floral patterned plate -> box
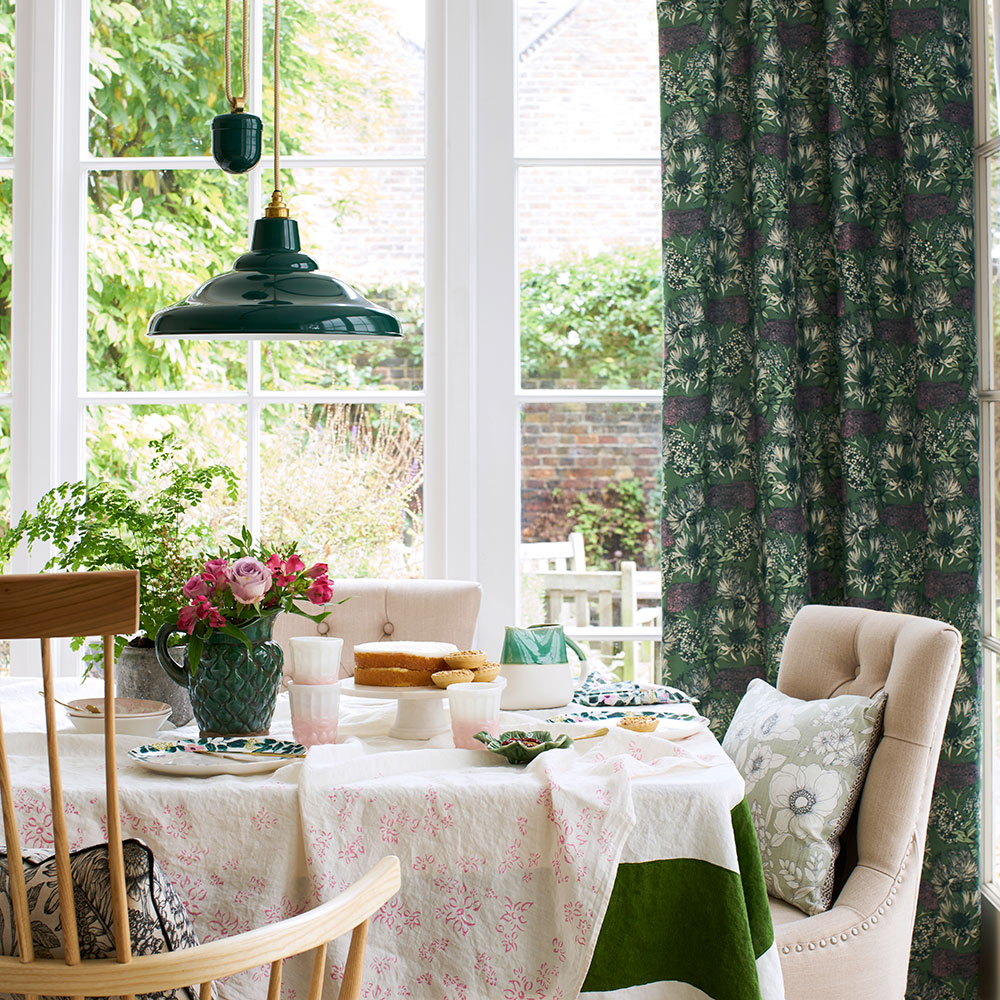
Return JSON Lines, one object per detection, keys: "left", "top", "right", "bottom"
{"left": 128, "top": 736, "right": 307, "bottom": 777}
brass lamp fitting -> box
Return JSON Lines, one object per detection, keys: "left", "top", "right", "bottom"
{"left": 264, "top": 190, "right": 290, "bottom": 219}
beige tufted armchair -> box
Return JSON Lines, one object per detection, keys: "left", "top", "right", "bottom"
{"left": 273, "top": 578, "right": 483, "bottom": 678}
{"left": 769, "top": 605, "right": 961, "bottom": 1000}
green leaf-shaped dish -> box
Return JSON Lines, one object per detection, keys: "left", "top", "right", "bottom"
{"left": 474, "top": 729, "right": 573, "bottom": 764}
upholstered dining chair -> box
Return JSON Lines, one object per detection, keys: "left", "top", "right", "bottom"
{"left": 769, "top": 605, "right": 961, "bottom": 1000}
{"left": 0, "top": 570, "right": 401, "bottom": 1000}
{"left": 274, "top": 577, "right": 483, "bottom": 677}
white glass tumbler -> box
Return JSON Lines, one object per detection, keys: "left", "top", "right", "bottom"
{"left": 286, "top": 677, "right": 340, "bottom": 747}
{"left": 288, "top": 636, "right": 344, "bottom": 684}
{"left": 447, "top": 679, "right": 506, "bottom": 750}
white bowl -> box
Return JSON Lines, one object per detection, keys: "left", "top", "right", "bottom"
{"left": 67, "top": 709, "right": 172, "bottom": 735}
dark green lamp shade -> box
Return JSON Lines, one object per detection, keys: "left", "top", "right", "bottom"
{"left": 146, "top": 217, "right": 402, "bottom": 340}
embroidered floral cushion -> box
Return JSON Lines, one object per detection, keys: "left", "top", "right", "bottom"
{"left": 0, "top": 838, "right": 203, "bottom": 1000}
{"left": 722, "top": 679, "right": 887, "bottom": 916}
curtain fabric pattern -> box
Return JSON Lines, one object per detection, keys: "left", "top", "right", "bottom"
{"left": 657, "top": 1, "right": 980, "bottom": 996}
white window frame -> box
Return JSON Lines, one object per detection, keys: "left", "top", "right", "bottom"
{"left": 5, "top": 0, "right": 659, "bottom": 675}
{"left": 972, "top": 0, "right": 1000, "bottom": 986}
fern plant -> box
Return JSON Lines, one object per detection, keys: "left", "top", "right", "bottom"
{"left": 0, "top": 440, "right": 238, "bottom": 672}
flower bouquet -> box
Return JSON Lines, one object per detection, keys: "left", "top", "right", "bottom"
{"left": 155, "top": 529, "right": 344, "bottom": 736}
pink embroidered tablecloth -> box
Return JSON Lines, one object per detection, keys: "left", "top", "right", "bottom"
{"left": 0, "top": 677, "right": 783, "bottom": 1000}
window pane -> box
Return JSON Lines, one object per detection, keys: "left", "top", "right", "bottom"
{"left": 0, "top": 0, "right": 12, "bottom": 158}
{"left": 992, "top": 158, "right": 1000, "bottom": 391}
{"left": 262, "top": 0, "right": 425, "bottom": 158}
{"left": 259, "top": 403, "right": 423, "bottom": 577}
{"left": 0, "top": 404, "right": 6, "bottom": 670}
{"left": 517, "top": 0, "right": 658, "bottom": 158}
{"left": 87, "top": 170, "right": 248, "bottom": 391}
{"left": 0, "top": 173, "right": 9, "bottom": 394}
{"left": 89, "top": 0, "right": 221, "bottom": 157}
{"left": 519, "top": 166, "right": 661, "bottom": 389}
{"left": 521, "top": 403, "right": 660, "bottom": 672}
{"left": 989, "top": 0, "right": 1000, "bottom": 140}
{"left": 261, "top": 167, "right": 423, "bottom": 391}
{"left": 86, "top": 404, "right": 247, "bottom": 540}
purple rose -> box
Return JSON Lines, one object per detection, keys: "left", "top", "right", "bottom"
{"left": 229, "top": 557, "right": 273, "bottom": 605}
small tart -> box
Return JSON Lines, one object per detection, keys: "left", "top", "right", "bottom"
{"left": 443, "top": 650, "right": 488, "bottom": 671}
{"left": 617, "top": 713, "right": 658, "bottom": 733}
{"left": 431, "top": 668, "right": 475, "bottom": 688}
{"left": 472, "top": 662, "right": 500, "bottom": 683}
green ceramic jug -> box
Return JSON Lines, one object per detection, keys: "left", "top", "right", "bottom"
{"left": 500, "top": 623, "right": 588, "bottom": 665}
{"left": 155, "top": 615, "right": 283, "bottom": 737}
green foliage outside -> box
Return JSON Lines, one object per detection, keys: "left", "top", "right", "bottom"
{"left": 520, "top": 246, "right": 662, "bottom": 388}
{"left": 529, "top": 478, "right": 656, "bottom": 570}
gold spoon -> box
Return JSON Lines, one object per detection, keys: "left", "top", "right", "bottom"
{"left": 40, "top": 692, "right": 101, "bottom": 714}
{"left": 573, "top": 727, "right": 609, "bottom": 741}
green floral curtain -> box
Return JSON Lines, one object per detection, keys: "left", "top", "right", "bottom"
{"left": 657, "top": 1, "right": 980, "bottom": 996}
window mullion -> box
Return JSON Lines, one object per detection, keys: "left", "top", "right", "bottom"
{"left": 474, "top": 0, "right": 518, "bottom": 654}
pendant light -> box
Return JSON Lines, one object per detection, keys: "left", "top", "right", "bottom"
{"left": 147, "top": 0, "right": 401, "bottom": 341}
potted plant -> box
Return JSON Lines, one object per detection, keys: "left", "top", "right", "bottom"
{"left": 0, "top": 442, "right": 238, "bottom": 724}
{"left": 155, "top": 529, "right": 336, "bottom": 737}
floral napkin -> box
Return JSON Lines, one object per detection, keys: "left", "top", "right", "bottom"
{"left": 549, "top": 705, "right": 704, "bottom": 725}
{"left": 574, "top": 668, "right": 694, "bottom": 708}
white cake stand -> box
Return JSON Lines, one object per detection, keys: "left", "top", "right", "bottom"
{"left": 339, "top": 678, "right": 450, "bottom": 740}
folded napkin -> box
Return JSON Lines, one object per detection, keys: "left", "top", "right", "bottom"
{"left": 549, "top": 705, "right": 704, "bottom": 725}
{"left": 575, "top": 667, "right": 694, "bottom": 707}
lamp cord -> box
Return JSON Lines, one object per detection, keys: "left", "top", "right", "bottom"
{"left": 272, "top": 0, "right": 281, "bottom": 196}
{"left": 223, "top": 0, "right": 250, "bottom": 113}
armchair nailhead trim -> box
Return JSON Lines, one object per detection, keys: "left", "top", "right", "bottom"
{"left": 861, "top": 922, "right": 869, "bottom": 930}
{"left": 782, "top": 946, "right": 790, "bottom": 954}
{"left": 808, "top": 943, "right": 815, "bottom": 950}
{"left": 878, "top": 906, "right": 884, "bottom": 915}
{"left": 818, "top": 939, "right": 826, "bottom": 947}
{"left": 795, "top": 944, "right": 803, "bottom": 952}
{"left": 840, "top": 933, "right": 848, "bottom": 941}
{"left": 851, "top": 928, "right": 858, "bottom": 935}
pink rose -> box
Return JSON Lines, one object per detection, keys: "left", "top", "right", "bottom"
{"left": 229, "top": 557, "right": 273, "bottom": 605}
{"left": 305, "top": 562, "right": 328, "bottom": 579}
{"left": 306, "top": 578, "right": 333, "bottom": 604}
{"left": 285, "top": 554, "right": 305, "bottom": 574}
{"left": 182, "top": 575, "right": 209, "bottom": 600}
{"left": 203, "top": 558, "right": 231, "bottom": 585}
{"left": 177, "top": 605, "right": 199, "bottom": 634}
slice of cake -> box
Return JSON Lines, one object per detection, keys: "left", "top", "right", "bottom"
{"left": 353, "top": 641, "right": 460, "bottom": 687}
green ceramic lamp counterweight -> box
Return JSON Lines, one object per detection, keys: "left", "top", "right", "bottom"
{"left": 147, "top": 0, "right": 401, "bottom": 343}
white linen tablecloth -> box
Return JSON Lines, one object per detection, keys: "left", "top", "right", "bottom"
{"left": 0, "top": 677, "right": 783, "bottom": 1000}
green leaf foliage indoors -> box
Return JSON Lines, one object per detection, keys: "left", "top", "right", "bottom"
{"left": 0, "top": 438, "right": 238, "bottom": 673}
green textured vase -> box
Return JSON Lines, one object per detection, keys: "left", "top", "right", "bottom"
{"left": 155, "top": 616, "right": 283, "bottom": 737}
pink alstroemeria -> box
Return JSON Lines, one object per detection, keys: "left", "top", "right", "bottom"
{"left": 192, "top": 595, "right": 216, "bottom": 620}
{"left": 229, "top": 556, "right": 273, "bottom": 604}
{"left": 305, "top": 562, "right": 328, "bottom": 579}
{"left": 265, "top": 553, "right": 283, "bottom": 572}
{"left": 182, "top": 575, "right": 209, "bottom": 600}
{"left": 177, "top": 604, "right": 199, "bottom": 634}
{"left": 207, "top": 608, "right": 226, "bottom": 628}
{"left": 284, "top": 554, "right": 305, "bottom": 574}
{"left": 306, "top": 577, "right": 333, "bottom": 605}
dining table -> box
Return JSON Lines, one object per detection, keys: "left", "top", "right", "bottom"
{"left": 0, "top": 676, "right": 785, "bottom": 1000}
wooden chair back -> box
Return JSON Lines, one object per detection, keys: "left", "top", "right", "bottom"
{"left": 0, "top": 570, "right": 401, "bottom": 1000}
{"left": 520, "top": 531, "right": 587, "bottom": 572}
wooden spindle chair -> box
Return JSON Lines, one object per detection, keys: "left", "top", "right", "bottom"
{"left": 0, "top": 571, "right": 400, "bottom": 1000}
